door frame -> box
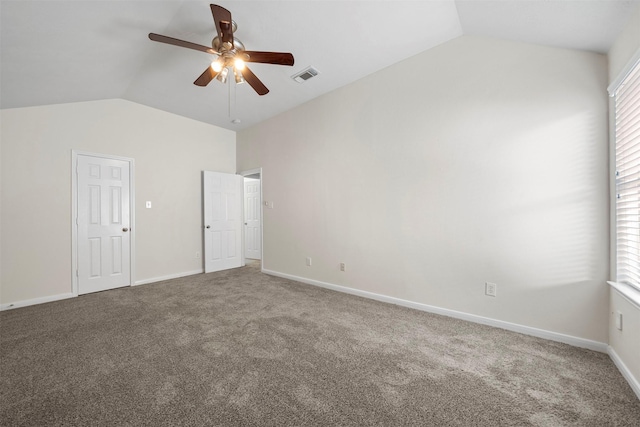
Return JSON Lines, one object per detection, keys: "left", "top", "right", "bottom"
{"left": 71, "top": 150, "right": 136, "bottom": 296}
{"left": 240, "top": 168, "right": 263, "bottom": 271}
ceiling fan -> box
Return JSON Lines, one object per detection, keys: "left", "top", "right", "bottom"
{"left": 148, "top": 4, "right": 294, "bottom": 96}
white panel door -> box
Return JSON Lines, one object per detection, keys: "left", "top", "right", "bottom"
{"left": 203, "top": 171, "right": 243, "bottom": 273}
{"left": 77, "top": 155, "right": 131, "bottom": 294}
{"left": 244, "top": 178, "right": 262, "bottom": 260}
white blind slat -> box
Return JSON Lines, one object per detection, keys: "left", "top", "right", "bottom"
{"left": 615, "top": 96, "right": 640, "bottom": 123}
{"left": 618, "top": 70, "right": 640, "bottom": 97}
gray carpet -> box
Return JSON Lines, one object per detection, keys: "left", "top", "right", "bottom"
{"left": 1, "top": 261, "right": 639, "bottom": 426}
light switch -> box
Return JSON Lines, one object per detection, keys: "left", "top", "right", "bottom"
{"left": 146, "top": 201, "right": 152, "bottom": 209}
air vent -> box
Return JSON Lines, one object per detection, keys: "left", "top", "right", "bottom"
{"left": 292, "top": 67, "right": 319, "bottom": 83}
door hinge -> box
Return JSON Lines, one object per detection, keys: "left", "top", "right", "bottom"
{"left": 76, "top": 269, "right": 79, "bottom": 277}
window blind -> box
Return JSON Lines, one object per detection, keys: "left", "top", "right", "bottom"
{"left": 615, "top": 60, "right": 640, "bottom": 291}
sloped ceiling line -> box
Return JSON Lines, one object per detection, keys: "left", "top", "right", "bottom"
{"left": 1, "top": 1, "right": 637, "bottom": 130}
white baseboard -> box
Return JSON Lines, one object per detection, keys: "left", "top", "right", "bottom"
{"left": 134, "top": 269, "right": 203, "bottom": 286}
{"left": 0, "top": 269, "right": 204, "bottom": 311}
{"left": 262, "top": 269, "right": 608, "bottom": 353}
{"left": 608, "top": 347, "right": 640, "bottom": 400}
{"left": 0, "top": 292, "right": 75, "bottom": 311}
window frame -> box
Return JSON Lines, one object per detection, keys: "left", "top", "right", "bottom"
{"left": 609, "top": 48, "right": 640, "bottom": 298}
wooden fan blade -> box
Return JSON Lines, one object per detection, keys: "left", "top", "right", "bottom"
{"left": 219, "top": 21, "right": 234, "bottom": 47}
{"left": 241, "top": 66, "right": 269, "bottom": 96}
{"left": 211, "top": 4, "right": 233, "bottom": 43}
{"left": 194, "top": 66, "right": 218, "bottom": 87}
{"left": 242, "top": 51, "right": 294, "bottom": 66}
{"left": 149, "top": 33, "right": 217, "bottom": 55}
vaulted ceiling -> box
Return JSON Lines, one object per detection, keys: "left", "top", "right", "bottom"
{"left": 1, "top": 1, "right": 638, "bottom": 130}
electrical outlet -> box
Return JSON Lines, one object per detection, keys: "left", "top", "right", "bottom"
{"left": 616, "top": 311, "right": 623, "bottom": 330}
{"left": 340, "top": 263, "right": 346, "bottom": 272}
{"left": 195, "top": 252, "right": 200, "bottom": 259}
{"left": 485, "top": 282, "right": 497, "bottom": 297}
{"left": 306, "top": 257, "right": 312, "bottom": 266}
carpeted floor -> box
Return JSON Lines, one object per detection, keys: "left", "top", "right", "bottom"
{"left": 1, "top": 261, "right": 639, "bottom": 426}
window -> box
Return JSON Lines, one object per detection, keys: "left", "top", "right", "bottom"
{"left": 613, "top": 58, "right": 640, "bottom": 291}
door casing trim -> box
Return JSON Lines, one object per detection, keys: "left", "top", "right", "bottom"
{"left": 71, "top": 150, "right": 136, "bottom": 296}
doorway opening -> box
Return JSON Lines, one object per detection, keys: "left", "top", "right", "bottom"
{"left": 241, "top": 168, "right": 263, "bottom": 270}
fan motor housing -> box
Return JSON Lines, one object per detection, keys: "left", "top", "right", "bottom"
{"left": 212, "top": 36, "right": 245, "bottom": 53}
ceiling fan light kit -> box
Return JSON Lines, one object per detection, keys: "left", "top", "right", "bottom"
{"left": 148, "top": 4, "right": 294, "bottom": 96}
{"left": 216, "top": 67, "right": 229, "bottom": 83}
{"left": 234, "top": 68, "right": 245, "bottom": 84}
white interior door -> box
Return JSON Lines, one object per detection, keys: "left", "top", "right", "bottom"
{"left": 244, "top": 178, "right": 262, "bottom": 260}
{"left": 203, "top": 171, "right": 243, "bottom": 273}
{"left": 77, "top": 155, "right": 131, "bottom": 294}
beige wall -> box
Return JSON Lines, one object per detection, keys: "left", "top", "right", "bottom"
{"left": 1, "top": 99, "right": 235, "bottom": 305}
{"left": 607, "top": 3, "right": 640, "bottom": 394}
{"left": 608, "top": 3, "right": 640, "bottom": 83}
{"left": 609, "top": 291, "right": 640, "bottom": 392}
{"left": 238, "top": 35, "right": 610, "bottom": 343}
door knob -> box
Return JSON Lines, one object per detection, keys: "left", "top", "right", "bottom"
{"left": 206, "top": 225, "right": 211, "bottom": 229}
{"left": 122, "top": 227, "right": 129, "bottom": 232}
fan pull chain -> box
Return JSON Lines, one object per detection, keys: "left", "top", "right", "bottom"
{"left": 228, "top": 75, "right": 232, "bottom": 118}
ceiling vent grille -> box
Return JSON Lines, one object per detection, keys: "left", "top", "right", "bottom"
{"left": 292, "top": 67, "right": 319, "bottom": 83}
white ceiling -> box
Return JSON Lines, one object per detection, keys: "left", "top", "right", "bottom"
{"left": 1, "top": 1, "right": 638, "bottom": 131}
